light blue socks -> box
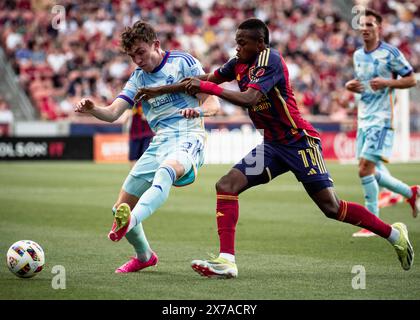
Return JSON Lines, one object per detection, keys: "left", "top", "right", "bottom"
{"left": 131, "top": 165, "right": 176, "bottom": 224}
{"left": 375, "top": 162, "right": 412, "bottom": 199}
{"left": 115, "top": 165, "right": 178, "bottom": 262}
{"left": 361, "top": 175, "right": 379, "bottom": 216}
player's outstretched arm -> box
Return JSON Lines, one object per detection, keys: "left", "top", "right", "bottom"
{"left": 74, "top": 98, "right": 129, "bottom": 123}
{"left": 195, "top": 73, "right": 226, "bottom": 84}
{"left": 180, "top": 93, "right": 221, "bottom": 119}
{"left": 135, "top": 82, "right": 187, "bottom": 101}
{"left": 134, "top": 74, "right": 225, "bottom": 101}
{"left": 184, "top": 78, "right": 263, "bottom": 108}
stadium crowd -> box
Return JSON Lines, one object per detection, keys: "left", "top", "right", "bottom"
{"left": 0, "top": 0, "right": 418, "bottom": 121}
{"left": 0, "top": 94, "right": 13, "bottom": 123}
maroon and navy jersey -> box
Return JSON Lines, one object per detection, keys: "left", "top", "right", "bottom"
{"left": 130, "top": 103, "right": 154, "bottom": 139}
{"left": 214, "top": 48, "right": 319, "bottom": 144}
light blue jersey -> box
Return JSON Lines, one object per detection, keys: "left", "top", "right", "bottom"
{"left": 117, "top": 51, "right": 205, "bottom": 136}
{"left": 352, "top": 43, "right": 415, "bottom": 219}
{"left": 353, "top": 41, "right": 413, "bottom": 129}
{"left": 118, "top": 51, "right": 207, "bottom": 193}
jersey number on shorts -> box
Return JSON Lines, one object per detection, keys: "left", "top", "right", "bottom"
{"left": 297, "top": 145, "right": 328, "bottom": 174}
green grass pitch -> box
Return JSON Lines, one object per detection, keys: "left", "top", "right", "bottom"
{"left": 0, "top": 161, "right": 419, "bottom": 300}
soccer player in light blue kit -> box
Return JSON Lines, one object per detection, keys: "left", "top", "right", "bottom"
{"left": 75, "top": 21, "right": 220, "bottom": 273}
{"left": 345, "top": 9, "right": 418, "bottom": 237}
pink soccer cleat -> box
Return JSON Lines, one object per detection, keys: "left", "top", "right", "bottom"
{"left": 108, "top": 203, "right": 131, "bottom": 242}
{"left": 388, "top": 193, "right": 404, "bottom": 206}
{"left": 406, "top": 185, "right": 420, "bottom": 218}
{"left": 352, "top": 228, "right": 377, "bottom": 238}
{"left": 378, "top": 191, "right": 403, "bottom": 209}
{"left": 115, "top": 252, "right": 158, "bottom": 273}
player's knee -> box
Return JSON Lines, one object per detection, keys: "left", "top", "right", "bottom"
{"left": 358, "top": 160, "right": 375, "bottom": 177}
{"left": 162, "top": 159, "right": 185, "bottom": 179}
{"left": 215, "top": 176, "right": 237, "bottom": 194}
{"left": 321, "top": 199, "right": 340, "bottom": 219}
{"left": 358, "top": 166, "right": 369, "bottom": 177}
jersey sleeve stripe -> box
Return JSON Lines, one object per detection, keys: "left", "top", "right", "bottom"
{"left": 170, "top": 55, "right": 193, "bottom": 67}
{"left": 260, "top": 50, "right": 266, "bottom": 66}
{"left": 263, "top": 48, "right": 270, "bottom": 66}
{"left": 257, "top": 49, "right": 265, "bottom": 67}
{"left": 257, "top": 48, "right": 270, "bottom": 68}
{"left": 172, "top": 53, "right": 195, "bottom": 65}
{"left": 257, "top": 50, "right": 263, "bottom": 67}
{"left": 258, "top": 49, "right": 264, "bottom": 67}
{"left": 400, "top": 68, "right": 413, "bottom": 77}
{"left": 117, "top": 94, "right": 134, "bottom": 106}
{"left": 171, "top": 52, "right": 196, "bottom": 66}
{"left": 381, "top": 43, "right": 400, "bottom": 57}
{"left": 176, "top": 52, "right": 195, "bottom": 65}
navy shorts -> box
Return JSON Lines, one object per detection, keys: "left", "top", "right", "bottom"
{"left": 234, "top": 136, "right": 333, "bottom": 195}
{"left": 129, "top": 136, "right": 153, "bottom": 161}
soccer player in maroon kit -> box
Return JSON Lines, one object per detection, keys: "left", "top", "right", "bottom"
{"left": 137, "top": 18, "right": 414, "bottom": 278}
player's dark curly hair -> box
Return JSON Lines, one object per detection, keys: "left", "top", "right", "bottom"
{"left": 238, "top": 18, "right": 269, "bottom": 45}
{"left": 121, "top": 20, "right": 157, "bottom": 53}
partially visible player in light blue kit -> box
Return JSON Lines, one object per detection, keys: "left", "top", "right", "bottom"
{"left": 75, "top": 20, "right": 220, "bottom": 272}
{"left": 345, "top": 8, "right": 418, "bottom": 237}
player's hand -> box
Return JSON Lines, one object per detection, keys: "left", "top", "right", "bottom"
{"left": 184, "top": 78, "right": 201, "bottom": 96}
{"left": 135, "top": 87, "right": 160, "bottom": 101}
{"left": 370, "top": 77, "right": 390, "bottom": 91}
{"left": 345, "top": 79, "right": 364, "bottom": 93}
{"left": 75, "top": 98, "right": 95, "bottom": 113}
{"left": 181, "top": 77, "right": 192, "bottom": 83}
{"left": 180, "top": 108, "right": 200, "bottom": 119}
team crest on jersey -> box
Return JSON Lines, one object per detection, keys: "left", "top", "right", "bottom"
{"left": 249, "top": 66, "right": 265, "bottom": 82}
{"left": 255, "top": 67, "right": 265, "bottom": 78}
{"left": 166, "top": 75, "right": 175, "bottom": 85}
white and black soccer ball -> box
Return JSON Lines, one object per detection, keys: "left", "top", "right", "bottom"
{"left": 6, "top": 240, "right": 45, "bottom": 278}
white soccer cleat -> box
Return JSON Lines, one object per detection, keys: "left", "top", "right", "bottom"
{"left": 191, "top": 257, "right": 238, "bottom": 279}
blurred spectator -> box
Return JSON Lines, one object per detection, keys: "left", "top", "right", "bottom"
{"left": 0, "top": 95, "right": 14, "bottom": 123}
{"left": 0, "top": 0, "right": 418, "bottom": 122}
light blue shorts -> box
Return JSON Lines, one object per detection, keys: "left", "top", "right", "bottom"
{"left": 356, "top": 126, "right": 394, "bottom": 163}
{"left": 123, "top": 133, "right": 205, "bottom": 197}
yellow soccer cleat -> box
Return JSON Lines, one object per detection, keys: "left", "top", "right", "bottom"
{"left": 108, "top": 203, "right": 131, "bottom": 242}
{"left": 191, "top": 256, "right": 238, "bottom": 279}
{"left": 392, "top": 222, "right": 414, "bottom": 271}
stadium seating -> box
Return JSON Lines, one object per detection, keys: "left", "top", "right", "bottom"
{"left": 0, "top": 0, "right": 418, "bottom": 121}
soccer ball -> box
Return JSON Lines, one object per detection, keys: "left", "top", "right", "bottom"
{"left": 6, "top": 240, "right": 45, "bottom": 278}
